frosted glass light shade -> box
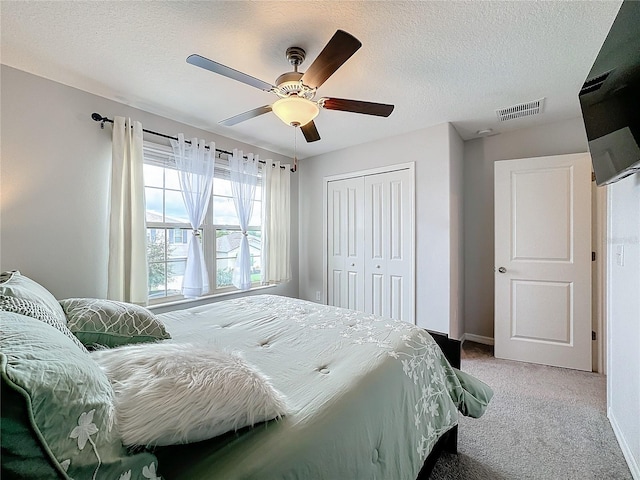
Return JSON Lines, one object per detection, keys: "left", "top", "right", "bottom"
{"left": 272, "top": 97, "right": 319, "bottom": 126}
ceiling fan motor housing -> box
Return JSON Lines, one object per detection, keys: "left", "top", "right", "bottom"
{"left": 271, "top": 47, "right": 316, "bottom": 99}
{"left": 275, "top": 70, "right": 315, "bottom": 99}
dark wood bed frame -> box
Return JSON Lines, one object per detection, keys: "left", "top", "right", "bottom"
{"left": 416, "top": 330, "right": 462, "bottom": 479}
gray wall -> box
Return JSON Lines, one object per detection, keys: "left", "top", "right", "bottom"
{"left": 462, "top": 117, "right": 590, "bottom": 339}
{"left": 0, "top": 65, "right": 299, "bottom": 305}
{"left": 449, "top": 124, "right": 465, "bottom": 340}
{"left": 606, "top": 174, "right": 640, "bottom": 475}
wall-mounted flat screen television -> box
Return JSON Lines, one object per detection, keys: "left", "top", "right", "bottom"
{"left": 579, "top": 0, "right": 640, "bottom": 186}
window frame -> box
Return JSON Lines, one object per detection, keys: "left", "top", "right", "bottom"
{"left": 142, "top": 141, "right": 264, "bottom": 305}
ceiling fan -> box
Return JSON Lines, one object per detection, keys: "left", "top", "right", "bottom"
{"left": 186, "top": 30, "right": 394, "bottom": 143}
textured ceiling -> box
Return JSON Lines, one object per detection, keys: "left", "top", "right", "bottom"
{"left": 0, "top": 1, "right": 621, "bottom": 159}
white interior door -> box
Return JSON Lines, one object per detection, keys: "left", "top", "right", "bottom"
{"left": 327, "top": 177, "right": 365, "bottom": 311}
{"left": 364, "top": 169, "right": 414, "bottom": 322}
{"left": 494, "top": 153, "right": 592, "bottom": 371}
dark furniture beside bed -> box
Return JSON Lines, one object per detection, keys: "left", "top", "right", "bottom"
{"left": 428, "top": 330, "right": 462, "bottom": 369}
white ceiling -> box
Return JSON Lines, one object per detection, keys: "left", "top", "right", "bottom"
{"left": 0, "top": 1, "right": 622, "bottom": 159}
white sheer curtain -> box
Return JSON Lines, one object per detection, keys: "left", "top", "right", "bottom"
{"left": 170, "top": 134, "right": 215, "bottom": 298}
{"left": 261, "top": 160, "right": 291, "bottom": 284}
{"left": 229, "top": 150, "right": 259, "bottom": 290}
{"left": 108, "top": 116, "right": 148, "bottom": 305}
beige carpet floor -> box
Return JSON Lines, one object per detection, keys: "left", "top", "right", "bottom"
{"left": 430, "top": 342, "right": 633, "bottom": 480}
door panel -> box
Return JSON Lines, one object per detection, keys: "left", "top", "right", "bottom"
{"left": 331, "top": 270, "right": 342, "bottom": 307}
{"left": 331, "top": 189, "right": 342, "bottom": 257}
{"left": 390, "top": 275, "right": 403, "bottom": 320}
{"left": 327, "top": 177, "right": 364, "bottom": 311}
{"left": 495, "top": 153, "right": 591, "bottom": 371}
{"left": 512, "top": 168, "right": 572, "bottom": 261}
{"left": 347, "top": 187, "right": 359, "bottom": 257}
{"left": 390, "top": 180, "right": 403, "bottom": 259}
{"left": 347, "top": 271, "right": 359, "bottom": 310}
{"left": 372, "top": 274, "right": 383, "bottom": 316}
{"left": 512, "top": 280, "right": 572, "bottom": 344}
{"left": 371, "top": 182, "right": 384, "bottom": 259}
{"left": 364, "top": 169, "right": 414, "bottom": 322}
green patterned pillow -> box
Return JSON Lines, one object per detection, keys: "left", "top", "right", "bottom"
{"left": 60, "top": 298, "right": 171, "bottom": 348}
{"left": 0, "top": 312, "right": 159, "bottom": 480}
{"left": 0, "top": 270, "right": 67, "bottom": 325}
{"left": 0, "top": 295, "right": 89, "bottom": 353}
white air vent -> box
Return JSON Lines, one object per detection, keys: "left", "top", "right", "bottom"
{"left": 496, "top": 98, "right": 545, "bottom": 122}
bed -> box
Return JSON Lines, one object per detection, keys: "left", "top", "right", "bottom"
{"left": 150, "top": 295, "right": 491, "bottom": 479}
{"left": 1, "top": 270, "right": 492, "bottom": 480}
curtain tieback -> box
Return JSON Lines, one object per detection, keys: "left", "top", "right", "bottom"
{"left": 192, "top": 230, "right": 201, "bottom": 237}
{"left": 241, "top": 231, "right": 248, "bottom": 237}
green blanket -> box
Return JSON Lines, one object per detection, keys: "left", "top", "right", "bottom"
{"left": 154, "top": 295, "right": 492, "bottom": 479}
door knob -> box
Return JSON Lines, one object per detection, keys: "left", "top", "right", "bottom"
{"left": 498, "top": 267, "right": 507, "bottom": 273}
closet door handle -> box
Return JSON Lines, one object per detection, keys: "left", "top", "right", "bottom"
{"left": 498, "top": 267, "right": 507, "bottom": 273}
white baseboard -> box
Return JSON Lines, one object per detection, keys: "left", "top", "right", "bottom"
{"left": 460, "top": 333, "right": 495, "bottom": 346}
{"left": 609, "top": 408, "right": 640, "bottom": 480}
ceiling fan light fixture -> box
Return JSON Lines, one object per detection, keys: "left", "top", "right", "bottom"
{"left": 272, "top": 96, "right": 319, "bottom": 127}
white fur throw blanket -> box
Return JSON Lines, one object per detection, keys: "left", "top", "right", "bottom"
{"left": 91, "top": 343, "right": 288, "bottom": 446}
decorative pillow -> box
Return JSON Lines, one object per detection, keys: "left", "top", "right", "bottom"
{"left": 0, "top": 270, "right": 67, "bottom": 325}
{"left": 59, "top": 298, "right": 171, "bottom": 348}
{"left": 0, "top": 295, "right": 89, "bottom": 353}
{"left": 90, "top": 343, "right": 289, "bottom": 446}
{"left": 0, "top": 312, "right": 159, "bottom": 480}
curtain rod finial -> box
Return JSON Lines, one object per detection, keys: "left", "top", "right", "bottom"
{"left": 91, "top": 112, "right": 106, "bottom": 129}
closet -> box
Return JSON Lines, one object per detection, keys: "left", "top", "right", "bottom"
{"left": 326, "top": 164, "right": 415, "bottom": 323}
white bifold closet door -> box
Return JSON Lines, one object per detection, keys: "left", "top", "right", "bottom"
{"left": 327, "top": 167, "right": 414, "bottom": 323}
{"left": 327, "top": 176, "right": 365, "bottom": 312}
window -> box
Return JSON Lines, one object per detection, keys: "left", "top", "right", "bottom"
{"left": 143, "top": 142, "right": 262, "bottom": 303}
{"left": 168, "top": 228, "right": 188, "bottom": 244}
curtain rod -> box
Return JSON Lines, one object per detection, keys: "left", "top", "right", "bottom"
{"left": 91, "top": 113, "right": 295, "bottom": 172}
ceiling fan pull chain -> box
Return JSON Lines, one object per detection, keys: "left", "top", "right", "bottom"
{"left": 293, "top": 126, "right": 298, "bottom": 172}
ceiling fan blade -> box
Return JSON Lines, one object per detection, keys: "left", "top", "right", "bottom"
{"left": 301, "top": 120, "right": 321, "bottom": 142}
{"left": 187, "top": 54, "right": 275, "bottom": 92}
{"left": 219, "top": 105, "right": 273, "bottom": 126}
{"left": 301, "top": 30, "right": 362, "bottom": 89}
{"left": 321, "top": 97, "right": 394, "bottom": 117}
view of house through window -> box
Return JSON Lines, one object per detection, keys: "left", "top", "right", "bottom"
{"left": 143, "top": 143, "right": 262, "bottom": 302}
